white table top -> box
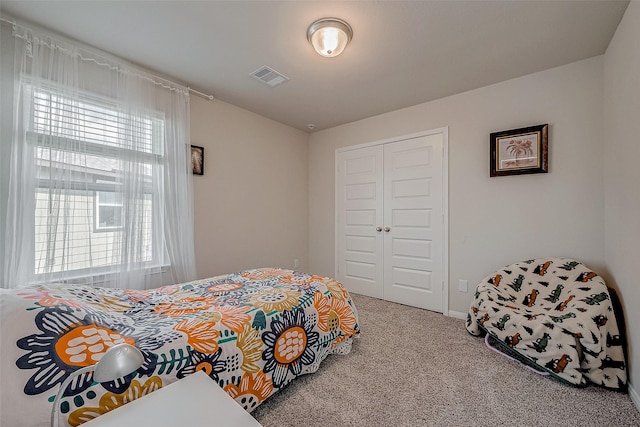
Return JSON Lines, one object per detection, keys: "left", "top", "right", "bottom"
{"left": 82, "top": 371, "right": 263, "bottom": 426}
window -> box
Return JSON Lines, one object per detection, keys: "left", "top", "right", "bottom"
{"left": 95, "top": 187, "right": 123, "bottom": 231}
{"left": 2, "top": 24, "right": 196, "bottom": 290}
{"left": 29, "top": 84, "right": 164, "bottom": 277}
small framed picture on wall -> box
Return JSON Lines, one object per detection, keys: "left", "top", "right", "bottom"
{"left": 490, "top": 124, "right": 548, "bottom": 177}
{"left": 191, "top": 145, "right": 204, "bottom": 175}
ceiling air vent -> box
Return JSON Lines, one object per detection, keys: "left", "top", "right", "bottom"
{"left": 250, "top": 66, "right": 289, "bottom": 87}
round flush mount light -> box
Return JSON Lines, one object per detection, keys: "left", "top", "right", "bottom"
{"left": 307, "top": 18, "right": 353, "bottom": 58}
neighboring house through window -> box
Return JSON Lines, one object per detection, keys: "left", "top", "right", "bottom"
{"left": 95, "top": 188, "right": 124, "bottom": 231}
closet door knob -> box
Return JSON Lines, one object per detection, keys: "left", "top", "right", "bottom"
{"left": 376, "top": 227, "right": 382, "bottom": 232}
{"left": 384, "top": 227, "right": 391, "bottom": 232}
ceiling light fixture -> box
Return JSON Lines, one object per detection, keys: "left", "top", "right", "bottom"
{"left": 307, "top": 18, "right": 353, "bottom": 58}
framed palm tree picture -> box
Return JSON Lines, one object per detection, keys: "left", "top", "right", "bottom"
{"left": 191, "top": 145, "right": 204, "bottom": 175}
{"left": 490, "top": 124, "right": 548, "bottom": 177}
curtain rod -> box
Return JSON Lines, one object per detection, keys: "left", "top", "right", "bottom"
{"left": 187, "top": 87, "right": 215, "bottom": 101}
{"left": 0, "top": 16, "right": 215, "bottom": 102}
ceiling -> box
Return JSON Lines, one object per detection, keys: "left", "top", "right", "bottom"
{"left": 0, "top": 1, "right": 629, "bottom": 132}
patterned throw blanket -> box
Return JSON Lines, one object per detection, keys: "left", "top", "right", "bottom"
{"left": 466, "top": 258, "right": 626, "bottom": 389}
{"left": 0, "top": 268, "right": 360, "bottom": 427}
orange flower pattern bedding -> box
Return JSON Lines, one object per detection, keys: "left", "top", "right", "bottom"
{"left": 0, "top": 269, "right": 360, "bottom": 427}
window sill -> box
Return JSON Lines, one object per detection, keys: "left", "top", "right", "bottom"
{"left": 31, "top": 264, "right": 171, "bottom": 287}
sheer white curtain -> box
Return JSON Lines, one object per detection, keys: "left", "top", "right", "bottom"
{"left": 1, "top": 21, "right": 197, "bottom": 290}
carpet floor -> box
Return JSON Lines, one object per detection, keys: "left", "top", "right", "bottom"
{"left": 252, "top": 294, "right": 640, "bottom": 427}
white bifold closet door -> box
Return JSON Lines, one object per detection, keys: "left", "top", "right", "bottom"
{"left": 336, "top": 132, "right": 444, "bottom": 312}
{"left": 336, "top": 145, "right": 385, "bottom": 299}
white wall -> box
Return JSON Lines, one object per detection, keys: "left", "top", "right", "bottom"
{"left": 309, "top": 57, "right": 605, "bottom": 314}
{"left": 190, "top": 96, "right": 309, "bottom": 279}
{"left": 604, "top": 1, "right": 640, "bottom": 403}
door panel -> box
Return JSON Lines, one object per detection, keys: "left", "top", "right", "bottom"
{"left": 392, "top": 177, "right": 431, "bottom": 199}
{"left": 392, "top": 238, "right": 431, "bottom": 260}
{"left": 336, "top": 146, "right": 384, "bottom": 298}
{"left": 383, "top": 134, "right": 443, "bottom": 311}
{"left": 391, "top": 266, "right": 432, "bottom": 291}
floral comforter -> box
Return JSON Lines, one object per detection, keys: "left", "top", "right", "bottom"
{"left": 0, "top": 268, "right": 360, "bottom": 427}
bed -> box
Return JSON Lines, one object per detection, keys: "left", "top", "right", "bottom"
{"left": 0, "top": 268, "right": 360, "bottom": 427}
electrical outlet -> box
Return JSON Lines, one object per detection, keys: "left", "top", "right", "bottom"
{"left": 459, "top": 279, "right": 468, "bottom": 292}
{"left": 294, "top": 258, "right": 299, "bottom": 269}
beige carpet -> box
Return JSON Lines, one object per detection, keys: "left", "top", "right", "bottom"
{"left": 252, "top": 294, "right": 640, "bottom": 427}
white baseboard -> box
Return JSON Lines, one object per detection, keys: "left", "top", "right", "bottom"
{"left": 629, "top": 382, "right": 640, "bottom": 412}
{"left": 448, "top": 310, "right": 467, "bottom": 320}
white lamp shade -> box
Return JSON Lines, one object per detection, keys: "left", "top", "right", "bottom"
{"left": 51, "top": 343, "right": 144, "bottom": 427}
{"left": 307, "top": 18, "right": 353, "bottom": 58}
{"left": 93, "top": 343, "right": 144, "bottom": 382}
